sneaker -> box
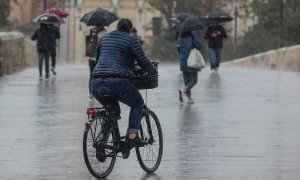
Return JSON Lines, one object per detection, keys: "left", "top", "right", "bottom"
{"left": 127, "top": 136, "right": 147, "bottom": 148}
{"left": 45, "top": 74, "right": 50, "bottom": 79}
{"left": 187, "top": 98, "right": 194, "bottom": 104}
{"left": 51, "top": 67, "right": 57, "bottom": 76}
{"left": 179, "top": 90, "right": 183, "bottom": 103}
{"left": 39, "top": 76, "right": 43, "bottom": 80}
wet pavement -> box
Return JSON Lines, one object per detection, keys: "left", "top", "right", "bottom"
{"left": 1, "top": 63, "right": 300, "bottom": 180}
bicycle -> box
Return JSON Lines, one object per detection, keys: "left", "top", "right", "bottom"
{"left": 83, "top": 63, "right": 163, "bottom": 178}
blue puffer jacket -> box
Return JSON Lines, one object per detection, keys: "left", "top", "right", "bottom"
{"left": 177, "top": 35, "right": 202, "bottom": 71}
{"left": 92, "top": 30, "right": 157, "bottom": 79}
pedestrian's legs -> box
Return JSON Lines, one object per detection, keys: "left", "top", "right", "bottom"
{"left": 38, "top": 53, "right": 44, "bottom": 78}
{"left": 184, "top": 71, "right": 198, "bottom": 97}
{"left": 209, "top": 48, "right": 217, "bottom": 70}
{"left": 88, "top": 59, "right": 96, "bottom": 95}
{"left": 182, "top": 70, "right": 189, "bottom": 88}
{"left": 50, "top": 48, "right": 57, "bottom": 75}
{"left": 44, "top": 54, "right": 50, "bottom": 78}
{"left": 215, "top": 48, "right": 222, "bottom": 69}
{"left": 50, "top": 48, "right": 56, "bottom": 68}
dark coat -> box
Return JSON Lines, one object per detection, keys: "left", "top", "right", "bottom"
{"left": 92, "top": 30, "right": 157, "bottom": 79}
{"left": 204, "top": 24, "right": 227, "bottom": 49}
{"left": 31, "top": 24, "right": 56, "bottom": 53}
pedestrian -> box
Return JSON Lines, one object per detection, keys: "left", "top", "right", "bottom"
{"left": 48, "top": 24, "right": 61, "bottom": 76}
{"left": 85, "top": 25, "right": 107, "bottom": 102}
{"left": 31, "top": 23, "right": 52, "bottom": 79}
{"left": 177, "top": 31, "right": 202, "bottom": 104}
{"left": 204, "top": 21, "right": 227, "bottom": 73}
{"left": 131, "top": 27, "right": 144, "bottom": 45}
{"left": 91, "top": 18, "right": 157, "bottom": 147}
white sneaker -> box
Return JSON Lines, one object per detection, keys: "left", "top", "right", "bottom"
{"left": 187, "top": 98, "right": 194, "bottom": 104}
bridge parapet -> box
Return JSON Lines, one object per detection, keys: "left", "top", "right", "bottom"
{"left": 223, "top": 45, "right": 300, "bottom": 72}
{"left": 0, "top": 32, "right": 37, "bottom": 76}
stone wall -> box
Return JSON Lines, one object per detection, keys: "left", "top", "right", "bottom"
{"left": 223, "top": 45, "right": 300, "bottom": 72}
{"left": 0, "top": 32, "right": 37, "bottom": 76}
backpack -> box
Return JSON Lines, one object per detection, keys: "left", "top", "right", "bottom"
{"left": 85, "top": 29, "right": 99, "bottom": 57}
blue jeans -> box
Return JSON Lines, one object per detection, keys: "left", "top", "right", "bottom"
{"left": 209, "top": 48, "right": 222, "bottom": 70}
{"left": 182, "top": 70, "right": 198, "bottom": 97}
{"left": 91, "top": 79, "right": 144, "bottom": 134}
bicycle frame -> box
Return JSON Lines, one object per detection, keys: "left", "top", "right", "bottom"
{"left": 86, "top": 104, "right": 155, "bottom": 158}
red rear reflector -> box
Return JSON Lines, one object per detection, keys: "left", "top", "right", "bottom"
{"left": 86, "top": 109, "right": 97, "bottom": 115}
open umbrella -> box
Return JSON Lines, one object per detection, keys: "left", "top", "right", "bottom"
{"left": 207, "top": 11, "right": 233, "bottom": 22}
{"left": 80, "top": 7, "right": 119, "bottom": 26}
{"left": 171, "top": 12, "right": 193, "bottom": 23}
{"left": 33, "top": 13, "right": 63, "bottom": 25}
{"left": 44, "top": 8, "right": 69, "bottom": 19}
{"left": 171, "top": 15, "right": 210, "bottom": 32}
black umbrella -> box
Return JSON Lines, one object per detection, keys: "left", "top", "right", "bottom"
{"left": 80, "top": 7, "right": 119, "bottom": 26}
{"left": 171, "top": 12, "right": 193, "bottom": 23}
{"left": 171, "top": 15, "right": 210, "bottom": 32}
{"left": 207, "top": 11, "right": 233, "bottom": 22}
{"left": 33, "top": 13, "right": 63, "bottom": 24}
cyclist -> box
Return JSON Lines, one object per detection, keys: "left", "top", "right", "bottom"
{"left": 90, "top": 18, "right": 158, "bottom": 146}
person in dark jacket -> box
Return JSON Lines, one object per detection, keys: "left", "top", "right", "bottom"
{"left": 91, "top": 18, "right": 157, "bottom": 146}
{"left": 31, "top": 23, "right": 52, "bottom": 79}
{"left": 177, "top": 31, "right": 202, "bottom": 104}
{"left": 48, "top": 24, "right": 60, "bottom": 76}
{"left": 204, "top": 21, "right": 227, "bottom": 72}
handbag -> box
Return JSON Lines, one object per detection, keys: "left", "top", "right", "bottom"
{"left": 187, "top": 36, "right": 205, "bottom": 70}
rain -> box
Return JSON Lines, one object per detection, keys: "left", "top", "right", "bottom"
{"left": 1, "top": 0, "right": 300, "bottom": 179}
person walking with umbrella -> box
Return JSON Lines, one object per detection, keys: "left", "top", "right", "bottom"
{"left": 177, "top": 31, "right": 202, "bottom": 104}
{"left": 172, "top": 15, "right": 206, "bottom": 104}
{"left": 204, "top": 21, "right": 227, "bottom": 73}
{"left": 32, "top": 13, "right": 63, "bottom": 79}
{"left": 80, "top": 7, "right": 119, "bottom": 102}
{"left": 205, "top": 12, "right": 231, "bottom": 73}
{"left": 31, "top": 23, "right": 53, "bottom": 79}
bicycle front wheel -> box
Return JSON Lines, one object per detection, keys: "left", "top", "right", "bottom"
{"left": 83, "top": 115, "right": 116, "bottom": 178}
{"left": 136, "top": 110, "right": 163, "bottom": 173}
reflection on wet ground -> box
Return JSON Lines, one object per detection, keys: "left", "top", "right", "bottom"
{"left": 1, "top": 63, "right": 300, "bottom": 179}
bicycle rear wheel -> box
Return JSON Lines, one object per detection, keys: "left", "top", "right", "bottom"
{"left": 136, "top": 110, "right": 163, "bottom": 173}
{"left": 83, "top": 115, "right": 116, "bottom": 178}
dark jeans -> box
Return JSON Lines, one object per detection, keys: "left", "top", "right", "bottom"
{"left": 182, "top": 70, "right": 198, "bottom": 97}
{"left": 209, "top": 48, "right": 222, "bottom": 70}
{"left": 50, "top": 48, "right": 56, "bottom": 68}
{"left": 91, "top": 78, "right": 144, "bottom": 134}
{"left": 88, "top": 59, "right": 96, "bottom": 95}
{"left": 38, "top": 52, "right": 50, "bottom": 77}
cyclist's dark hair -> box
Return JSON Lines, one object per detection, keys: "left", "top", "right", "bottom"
{"left": 117, "top": 18, "right": 133, "bottom": 33}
